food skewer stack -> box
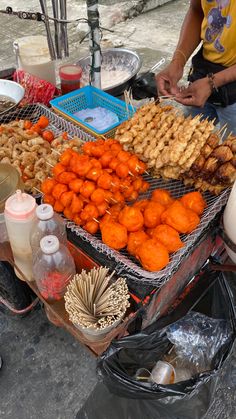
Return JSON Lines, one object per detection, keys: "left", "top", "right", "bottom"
{"left": 0, "top": 116, "right": 82, "bottom": 193}
{"left": 64, "top": 266, "right": 130, "bottom": 331}
{"left": 115, "top": 102, "right": 236, "bottom": 194}
{"left": 41, "top": 138, "right": 150, "bottom": 234}
{"left": 183, "top": 134, "right": 236, "bottom": 194}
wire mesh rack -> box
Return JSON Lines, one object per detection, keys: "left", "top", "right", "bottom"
{"left": 0, "top": 103, "right": 230, "bottom": 287}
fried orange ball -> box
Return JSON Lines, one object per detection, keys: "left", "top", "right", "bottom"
{"left": 69, "top": 179, "right": 84, "bottom": 193}
{"left": 86, "top": 167, "right": 103, "bottom": 182}
{"left": 139, "top": 180, "right": 150, "bottom": 194}
{"left": 96, "top": 201, "right": 109, "bottom": 216}
{"left": 180, "top": 191, "right": 206, "bottom": 216}
{"left": 57, "top": 171, "right": 77, "bottom": 185}
{"left": 151, "top": 189, "right": 174, "bottom": 207}
{"left": 144, "top": 202, "right": 165, "bottom": 228}
{"left": 100, "top": 151, "right": 114, "bottom": 168}
{"left": 161, "top": 200, "right": 200, "bottom": 234}
{"left": 90, "top": 188, "right": 106, "bottom": 205}
{"left": 101, "top": 221, "right": 128, "bottom": 250}
{"left": 83, "top": 220, "right": 99, "bottom": 235}
{"left": 52, "top": 183, "right": 68, "bottom": 201}
{"left": 127, "top": 231, "right": 148, "bottom": 257}
{"left": 80, "top": 204, "right": 99, "bottom": 222}
{"left": 60, "top": 149, "right": 73, "bottom": 167}
{"left": 63, "top": 207, "right": 74, "bottom": 221}
{"left": 80, "top": 180, "right": 96, "bottom": 199}
{"left": 60, "top": 190, "right": 74, "bottom": 208}
{"left": 115, "top": 163, "right": 129, "bottom": 178}
{"left": 41, "top": 178, "right": 57, "bottom": 195}
{"left": 53, "top": 200, "right": 64, "bottom": 213}
{"left": 128, "top": 190, "right": 139, "bottom": 202}
{"left": 136, "top": 239, "right": 169, "bottom": 272}
{"left": 97, "top": 172, "right": 113, "bottom": 190}
{"left": 118, "top": 206, "right": 144, "bottom": 232}
{"left": 133, "top": 199, "right": 149, "bottom": 212}
{"left": 71, "top": 195, "right": 83, "bottom": 214}
{"left": 52, "top": 163, "right": 65, "bottom": 178}
{"left": 150, "top": 224, "right": 184, "bottom": 253}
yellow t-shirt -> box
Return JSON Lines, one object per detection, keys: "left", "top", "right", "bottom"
{"left": 201, "top": 0, "right": 236, "bottom": 67}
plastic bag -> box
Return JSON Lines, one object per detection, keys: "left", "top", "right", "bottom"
{"left": 85, "top": 274, "right": 236, "bottom": 419}
{"left": 166, "top": 312, "right": 232, "bottom": 373}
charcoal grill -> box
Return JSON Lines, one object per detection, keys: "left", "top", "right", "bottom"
{"left": 0, "top": 104, "right": 230, "bottom": 291}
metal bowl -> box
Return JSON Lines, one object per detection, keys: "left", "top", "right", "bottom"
{"left": 0, "top": 79, "right": 25, "bottom": 115}
{"left": 77, "top": 48, "right": 142, "bottom": 97}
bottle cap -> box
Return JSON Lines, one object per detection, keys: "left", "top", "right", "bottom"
{"left": 36, "top": 204, "right": 54, "bottom": 221}
{"left": 59, "top": 64, "right": 82, "bottom": 81}
{"left": 4, "top": 190, "right": 36, "bottom": 220}
{"left": 40, "top": 235, "right": 60, "bottom": 254}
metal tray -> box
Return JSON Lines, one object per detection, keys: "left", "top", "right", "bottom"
{"left": 0, "top": 104, "right": 230, "bottom": 287}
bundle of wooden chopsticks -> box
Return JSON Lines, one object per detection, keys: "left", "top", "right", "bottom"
{"left": 64, "top": 267, "right": 130, "bottom": 330}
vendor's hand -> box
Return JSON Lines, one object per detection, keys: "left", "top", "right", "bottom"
{"left": 156, "top": 61, "right": 184, "bottom": 96}
{"left": 175, "top": 78, "right": 212, "bottom": 107}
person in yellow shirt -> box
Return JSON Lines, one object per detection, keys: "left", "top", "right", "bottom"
{"left": 156, "top": 0, "right": 236, "bottom": 134}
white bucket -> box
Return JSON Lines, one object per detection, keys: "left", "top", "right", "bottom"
{"left": 223, "top": 180, "right": 236, "bottom": 263}
{"left": 14, "top": 36, "right": 56, "bottom": 85}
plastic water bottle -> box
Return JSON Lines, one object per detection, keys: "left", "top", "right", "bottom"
{"left": 30, "top": 204, "right": 67, "bottom": 259}
{"left": 33, "top": 235, "right": 76, "bottom": 301}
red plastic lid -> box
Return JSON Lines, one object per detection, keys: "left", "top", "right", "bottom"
{"left": 59, "top": 64, "right": 83, "bottom": 81}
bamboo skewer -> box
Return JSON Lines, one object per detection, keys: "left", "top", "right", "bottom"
{"left": 64, "top": 267, "right": 130, "bottom": 330}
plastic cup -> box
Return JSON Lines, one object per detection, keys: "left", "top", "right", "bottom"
{"left": 134, "top": 368, "right": 151, "bottom": 382}
{"left": 149, "top": 361, "right": 176, "bottom": 385}
{"left": 59, "top": 64, "right": 83, "bottom": 95}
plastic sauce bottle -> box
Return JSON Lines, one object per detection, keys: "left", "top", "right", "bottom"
{"left": 59, "top": 64, "right": 83, "bottom": 95}
{"left": 33, "top": 235, "right": 76, "bottom": 301}
{"left": 4, "top": 190, "right": 37, "bottom": 281}
{"left": 30, "top": 204, "right": 67, "bottom": 259}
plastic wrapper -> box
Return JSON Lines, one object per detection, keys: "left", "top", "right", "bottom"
{"left": 77, "top": 274, "right": 236, "bottom": 419}
{"left": 166, "top": 312, "right": 232, "bottom": 373}
{"left": 13, "top": 70, "right": 57, "bottom": 106}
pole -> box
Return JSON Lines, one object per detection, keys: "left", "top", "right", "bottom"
{"left": 86, "top": 0, "right": 101, "bottom": 89}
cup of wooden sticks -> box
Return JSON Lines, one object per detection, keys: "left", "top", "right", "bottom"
{"left": 64, "top": 266, "right": 130, "bottom": 341}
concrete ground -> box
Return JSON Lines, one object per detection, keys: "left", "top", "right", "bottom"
{"left": 1, "top": 1, "right": 236, "bottom": 418}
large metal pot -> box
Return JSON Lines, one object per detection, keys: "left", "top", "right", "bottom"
{"left": 77, "top": 48, "right": 142, "bottom": 97}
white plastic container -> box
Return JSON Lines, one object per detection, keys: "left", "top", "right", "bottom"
{"left": 223, "top": 181, "right": 236, "bottom": 263}
{"left": 4, "top": 190, "right": 37, "bottom": 281}
{"left": 14, "top": 36, "right": 56, "bottom": 85}
{"left": 30, "top": 204, "right": 67, "bottom": 259}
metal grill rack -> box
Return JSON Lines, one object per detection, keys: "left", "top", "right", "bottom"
{"left": 0, "top": 104, "right": 230, "bottom": 287}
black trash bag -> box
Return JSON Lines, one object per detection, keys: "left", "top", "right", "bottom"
{"left": 85, "top": 274, "right": 236, "bottom": 419}
{"left": 77, "top": 380, "right": 217, "bottom": 419}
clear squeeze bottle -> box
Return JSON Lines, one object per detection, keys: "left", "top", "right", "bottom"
{"left": 30, "top": 204, "right": 67, "bottom": 259}
{"left": 4, "top": 190, "right": 37, "bottom": 281}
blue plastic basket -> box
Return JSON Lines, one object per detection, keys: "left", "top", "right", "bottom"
{"left": 50, "top": 85, "right": 135, "bottom": 137}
